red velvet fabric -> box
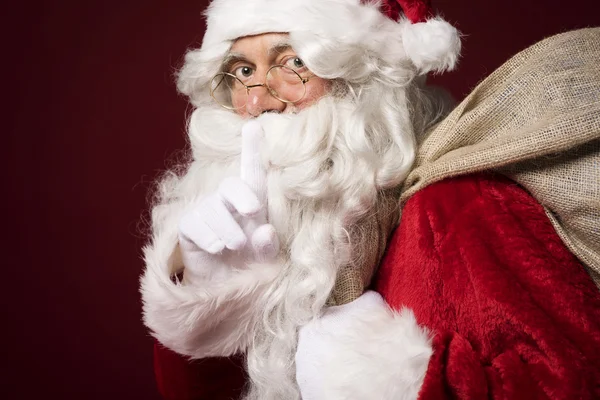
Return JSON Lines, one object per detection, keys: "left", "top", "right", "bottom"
{"left": 153, "top": 343, "right": 247, "bottom": 400}
{"left": 381, "top": 0, "right": 433, "bottom": 22}
{"left": 396, "top": 0, "right": 433, "bottom": 22}
{"left": 376, "top": 173, "right": 600, "bottom": 399}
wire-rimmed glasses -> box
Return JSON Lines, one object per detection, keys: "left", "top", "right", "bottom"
{"left": 210, "top": 65, "right": 311, "bottom": 110}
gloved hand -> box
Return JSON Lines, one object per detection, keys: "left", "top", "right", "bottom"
{"left": 178, "top": 121, "right": 279, "bottom": 282}
{"left": 295, "top": 291, "right": 432, "bottom": 400}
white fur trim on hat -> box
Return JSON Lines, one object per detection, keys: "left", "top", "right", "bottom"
{"left": 200, "top": 0, "right": 460, "bottom": 74}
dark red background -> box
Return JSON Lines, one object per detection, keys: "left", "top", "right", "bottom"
{"left": 4, "top": 1, "right": 599, "bottom": 398}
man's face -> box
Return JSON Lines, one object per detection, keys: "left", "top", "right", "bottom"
{"left": 222, "top": 33, "right": 331, "bottom": 118}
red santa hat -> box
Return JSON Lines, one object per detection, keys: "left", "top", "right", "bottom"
{"left": 200, "top": 0, "right": 460, "bottom": 74}
{"left": 178, "top": 0, "right": 460, "bottom": 102}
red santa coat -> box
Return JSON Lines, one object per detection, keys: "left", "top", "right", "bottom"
{"left": 152, "top": 173, "right": 600, "bottom": 399}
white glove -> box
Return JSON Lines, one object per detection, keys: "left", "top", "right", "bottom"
{"left": 178, "top": 121, "right": 280, "bottom": 282}
{"left": 295, "top": 291, "right": 432, "bottom": 400}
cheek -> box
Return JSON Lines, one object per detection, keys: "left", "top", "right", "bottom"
{"left": 294, "top": 78, "right": 331, "bottom": 110}
{"left": 231, "top": 92, "right": 252, "bottom": 119}
{"left": 231, "top": 91, "right": 246, "bottom": 109}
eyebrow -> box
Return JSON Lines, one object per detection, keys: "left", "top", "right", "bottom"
{"left": 267, "top": 41, "right": 293, "bottom": 57}
{"left": 221, "top": 52, "right": 247, "bottom": 73}
{"left": 221, "top": 41, "right": 294, "bottom": 72}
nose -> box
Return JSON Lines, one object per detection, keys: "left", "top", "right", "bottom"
{"left": 245, "top": 85, "right": 286, "bottom": 117}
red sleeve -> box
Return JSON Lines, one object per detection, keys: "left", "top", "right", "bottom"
{"left": 375, "top": 173, "right": 600, "bottom": 400}
{"left": 153, "top": 341, "right": 247, "bottom": 400}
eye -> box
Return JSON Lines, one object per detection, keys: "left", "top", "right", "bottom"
{"left": 284, "top": 57, "right": 306, "bottom": 70}
{"left": 233, "top": 66, "right": 254, "bottom": 81}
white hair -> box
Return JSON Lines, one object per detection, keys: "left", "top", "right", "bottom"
{"left": 149, "top": 29, "right": 451, "bottom": 400}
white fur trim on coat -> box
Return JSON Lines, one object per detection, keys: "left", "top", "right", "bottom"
{"left": 140, "top": 160, "right": 280, "bottom": 359}
{"left": 295, "top": 291, "right": 432, "bottom": 400}
{"left": 141, "top": 220, "right": 280, "bottom": 359}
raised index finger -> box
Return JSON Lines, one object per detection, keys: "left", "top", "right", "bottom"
{"left": 240, "top": 121, "right": 267, "bottom": 205}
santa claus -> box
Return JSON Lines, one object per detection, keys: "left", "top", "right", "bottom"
{"left": 140, "top": 0, "right": 600, "bottom": 399}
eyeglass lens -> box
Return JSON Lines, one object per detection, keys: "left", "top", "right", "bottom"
{"left": 210, "top": 66, "right": 307, "bottom": 109}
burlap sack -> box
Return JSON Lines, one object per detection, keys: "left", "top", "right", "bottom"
{"left": 328, "top": 192, "right": 399, "bottom": 306}
{"left": 401, "top": 28, "right": 600, "bottom": 289}
{"left": 331, "top": 28, "right": 600, "bottom": 305}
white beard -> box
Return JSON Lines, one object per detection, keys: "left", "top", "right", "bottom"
{"left": 150, "top": 92, "right": 418, "bottom": 399}
{"left": 185, "top": 96, "right": 390, "bottom": 244}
